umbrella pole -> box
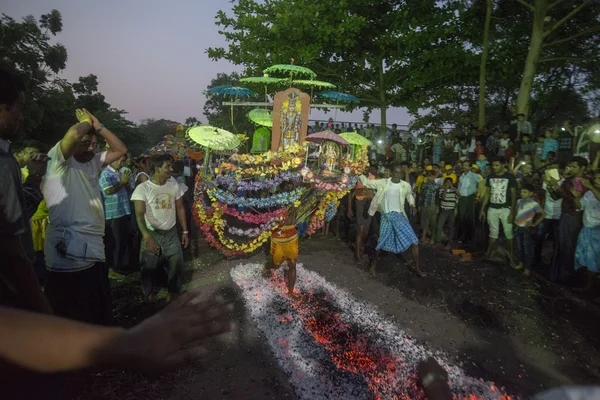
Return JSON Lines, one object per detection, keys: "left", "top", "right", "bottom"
{"left": 230, "top": 95, "right": 236, "bottom": 133}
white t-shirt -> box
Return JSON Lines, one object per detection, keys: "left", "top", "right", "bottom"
{"left": 131, "top": 178, "right": 185, "bottom": 231}
{"left": 382, "top": 181, "right": 405, "bottom": 214}
{"left": 42, "top": 143, "right": 107, "bottom": 271}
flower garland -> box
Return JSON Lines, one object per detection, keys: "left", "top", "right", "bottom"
{"left": 215, "top": 172, "right": 301, "bottom": 192}
{"left": 325, "top": 202, "right": 337, "bottom": 222}
{"left": 300, "top": 166, "right": 353, "bottom": 192}
{"left": 224, "top": 216, "right": 283, "bottom": 238}
{"left": 207, "top": 187, "right": 304, "bottom": 208}
{"left": 219, "top": 203, "right": 288, "bottom": 224}
{"left": 306, "top": 189, "right": 350, "bottom": 235}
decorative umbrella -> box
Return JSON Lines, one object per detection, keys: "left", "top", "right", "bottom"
{"left": 187, "top": 125, "right": 240, "bottom": 151}
{"left": 293, "top": 80, "right": 336, "bottom": 89}
{"left": 205, "top": 85, "right": 257, "bottom": 96}
{"left": 305, "top": 130, "right": 349, "bottom": 146}
{"left": 145, "top": 140, "right": 188, "bottom": 160}
{"left": 240, "top": 75, "right": 287, "bottom": 102}
{"left": 248, "top": 109, "right": 273, "bottom": 128}
{"left": 339, "top": 131, "right": 372, "bottom": 146}
{"left": 318, "top": 91, "right": 360, "bottom": 103}
{"left": 317, "top": 91, "right": 360, "bottom": 121}
{"left": 263, "top": 64, "right": 317, "bottom": 79}
{"left": 204, "top": 85, "right": 258, "bottom": 131}
{"left": 187, "top": 125, "right": 241, "bottom": 173}
{"left": 292, "top": 79, "right": 336, "bottom": 98}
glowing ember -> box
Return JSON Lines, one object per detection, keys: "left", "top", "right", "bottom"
{"left": 231, "top": 263, "right": 517, "bottom": 400}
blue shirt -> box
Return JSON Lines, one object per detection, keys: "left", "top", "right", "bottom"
{"left": 99, "top": 167, "right": 131, "bottom": 219}
{"left": 458, "top": 171, "right": 482, "bottom": 197}
{"left": 541, "top": 138, "right": 558, "bottom": 160}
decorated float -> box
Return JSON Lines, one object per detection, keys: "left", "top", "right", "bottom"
{"left": 190, "top": 64, "right": 369, "bottom": 257}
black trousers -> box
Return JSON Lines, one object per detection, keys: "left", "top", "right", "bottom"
{"left": 45, "top": 262, "right": 112, "bottom": 325}
{"left": 105, "top": 214, "right": 132, "bottom": 268}
{"left": 456, "top": 194, "right": 476, "bottom": 242}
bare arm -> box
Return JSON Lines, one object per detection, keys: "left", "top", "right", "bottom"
{"left": 59, "top": 121, "right": 94, "bottom": 161}
{"left": 85, "top": 109, "right": 127, "bottom": 166}
{"left": 134, "top": 200, "right": 151, "bottom": 240}
{"left": 592, "top": 152, "right": 599, "bottom": 172}
{"left": 0, "top": 290, "right": 233, "bottom": 373}
{"left": 532, "top": 210, "right": 546, "bottom": 227}
{"left": 176, "top": 198, "right": 188, "bottom": 232}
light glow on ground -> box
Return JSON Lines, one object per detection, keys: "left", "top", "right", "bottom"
{"left": 231, "top": 263, "right": 516, "bottom": 400}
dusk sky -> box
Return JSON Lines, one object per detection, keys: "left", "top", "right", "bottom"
{"left": 4, "top": 0, "right": 412, "bottom": 127}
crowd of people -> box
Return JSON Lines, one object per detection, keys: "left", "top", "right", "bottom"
{"left": 331, "top": 113, "right": 600, "bottom": 298}
{"left": 2, "top": 62, "right": 600, "bottom": 399}
{"left": 0, "top": 66, "right": 233, "bottom": 396}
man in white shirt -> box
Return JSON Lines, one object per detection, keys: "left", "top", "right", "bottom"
{"left": 132, "top": 155, "right": 189, "bottom": 303}
{"left": 358, "top": 164, "right": 422, "bottom": 277}
{"left": 42, "top": 109, "right": 127, "bottom": 325}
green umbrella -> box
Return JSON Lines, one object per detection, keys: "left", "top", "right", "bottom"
{"left": 291, "top": 79, "right": 336, "bottom": 98}
{"left": 339, "top": 131, "right": 372, "bottom": 146}
{"left": 263, "top": 64, "right": 317, "bottom": 79}
{"left": 240, "top": 75, "right": 287, "bottom": 102}
{"left": 248, "top": 109, "right": 273, "bottom": 127}
{"left": 293, "top": 79, "right": 336, "bottom": 89}
{"left": 187, "top": 125, "right": 240, "bottom": 151}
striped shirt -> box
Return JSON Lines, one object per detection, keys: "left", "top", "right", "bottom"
{"left": 99, "top": 166, "right": 131, "bottom": 219}
{"left": 515, "top": 198, "right": 543, "bottom": 227}
{"left": 439, "top": 188, "right": 458, "bottom": 210}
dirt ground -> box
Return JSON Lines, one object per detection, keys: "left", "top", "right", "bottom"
{"left": 67, "top": 234, "right": 600, "bottom": 399}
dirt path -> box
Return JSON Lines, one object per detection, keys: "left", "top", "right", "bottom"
{"left": 70, "top": 236, "right": 600, "bottom": 399}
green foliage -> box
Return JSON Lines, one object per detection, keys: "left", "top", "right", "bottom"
{"left": 1, "top": 10, "right": 151, "bottom": 154}
{"left": 207, "top": 0, "right": 472, "bottom": 129}
{"left": 137, "top": 118, "right": 182, "bottom": 147}
{"left": 203, "top": 72, "right": 255, "bottom": 134}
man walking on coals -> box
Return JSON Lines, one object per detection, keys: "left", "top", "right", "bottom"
{"left": 358, "top": 164, "right": 422, "bottom": 277}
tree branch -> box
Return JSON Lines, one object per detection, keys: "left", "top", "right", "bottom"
{"left": 543, "top": 0, "right": 593, "bottom": 39}
{"left": 515, "top": 0, "right": 535, "bottom": 12}
{"left": 538, "top": 57, "right": 595, "bottom": 63}
{"left": 543, "top": 25, "right": 600, "bottom": 47}
{"left": 548, "top": 0, "right": 565, "bottom": 10}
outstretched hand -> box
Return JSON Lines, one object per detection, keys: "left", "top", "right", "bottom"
{"left": 105, "top": 289, "right": 234, "bottom": 373}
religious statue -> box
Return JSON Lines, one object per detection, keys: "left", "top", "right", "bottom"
{"left": 271, "top": 88, "right": 310, "bottom": 152}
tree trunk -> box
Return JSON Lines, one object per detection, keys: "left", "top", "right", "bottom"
{"left": 478, "top": 0, "right": 493, "bottom": 130}
{"left": 517, "top": 0, "right": 547, "bottom": 117}
{"left": 378, "top": 60, "right": 387, "bottom": 136}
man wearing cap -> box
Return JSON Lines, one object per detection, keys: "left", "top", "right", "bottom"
{"left": 441, "top": 164, "right": 457, "bottom": 184}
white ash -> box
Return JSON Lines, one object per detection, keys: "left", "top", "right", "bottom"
{"left": 231, "top": 263, "right": 516, "bottom": 400}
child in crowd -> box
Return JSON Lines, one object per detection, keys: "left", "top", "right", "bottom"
{"left": 474, "top": 140, "right": 485, "bottom": 159}
{"left": 498, "top": 132, "right": 510, "bottom": 157}
{"left": 441, "top": 164, "right": 457, "bottom": 184}
{"left": 514, "top": 183, "right": 546, "bottom": 276}
{"left": 541, "top": 129, "right": 559, "bottom": 161}
{"left": 534, "top": 135, "right": 544, "bottom": 168}
{"left": 573, "top": 171, "right": 600, "bottom": 292}
{"left": 436, "top": 177, "right": 460, "bottom": 248}
{"left": 476, "top": 154, "right": 489, "bottom": 178}
{"left": 418, "top": 170, "right": 440, "bottom": 244}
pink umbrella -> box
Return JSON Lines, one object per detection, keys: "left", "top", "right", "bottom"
{"left": 305, "top": 130, "right": 349, "bottom": 146}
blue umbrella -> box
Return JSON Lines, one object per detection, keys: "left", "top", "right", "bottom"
{"left": 205, "top": 85, "right": 257, "bottom": 131}
{"left": 318, "top": 91, "right": 360, "bottom": 103}
{"left": 205, "top": 85, "right": 258, "bottom": 96}
{"left": 317, "top": 91, "right": 360, "bottom": 121}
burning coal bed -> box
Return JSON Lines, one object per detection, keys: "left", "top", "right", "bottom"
{"left": 231, "top": 263, "right": 515, "bottom": 400}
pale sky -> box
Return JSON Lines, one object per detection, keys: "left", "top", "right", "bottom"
{"left": 3, "top": 0, "right": 412, "bottom": 127}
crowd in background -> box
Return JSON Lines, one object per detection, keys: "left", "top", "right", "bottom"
{"left": 335, "top": 109, "right": 600, "bottom": 298}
